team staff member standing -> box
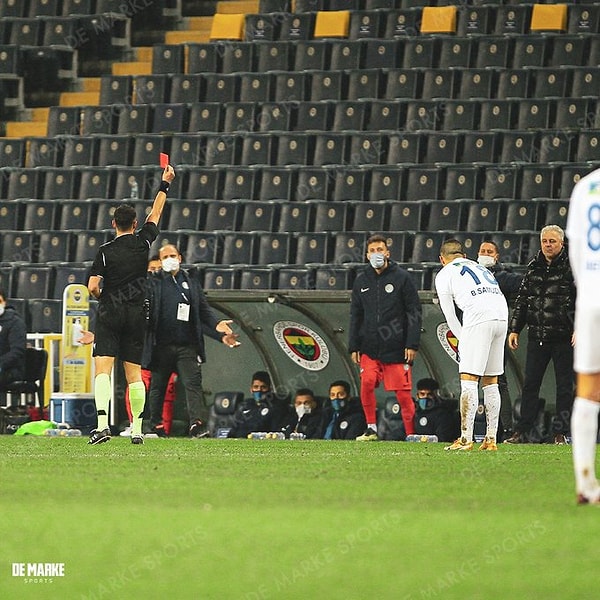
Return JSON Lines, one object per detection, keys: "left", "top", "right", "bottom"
{"left": 435, "top": 239, "right": 508, "bottom": 451}
{"left": 349, "top": 234, "right": 422, "bottom": 441}
{"left": 504, "top": 225, "right": 576, "bottom": 445}
{"left": 87, "top": 165, "right": 175, "bottom": 445}
{"left": 566, "top": 170, "right": 600, "bottom": 503}
{"left": 144, "top": 244, "right": 239, "bottom": 438}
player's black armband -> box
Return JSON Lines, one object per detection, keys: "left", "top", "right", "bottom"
{"left": 158, "top": 180, "right": 170, "bottom": 194}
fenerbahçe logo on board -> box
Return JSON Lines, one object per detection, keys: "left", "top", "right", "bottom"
{"left": 436, "top": 322, "right": 460, "bottom": 364}
{"left": 273, "top": 321, "right": 330, "bottom": 371}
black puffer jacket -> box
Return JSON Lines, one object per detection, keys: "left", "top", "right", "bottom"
{"left": 509, "top": 249, "right": 576, "bottom": 343}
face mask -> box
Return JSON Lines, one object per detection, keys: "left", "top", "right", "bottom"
{"left": 252, "top": 391, "right": 264, "bottom": 403}
{"left": 477, "top": 255, "right": 496, "bottom": 268}
{"left": 0, "top": 304, "right": 5, "bottom": 317}
{"left": 369, "top": 253, "right": 385, "bottom": 269}
{"left": 161, "top": 257, "right": 180, "bottom": 273}
{"left": 296, "top": 405, "right": 306, "bottom": 418}
{"left": 331, "top": 399, "right": 346, "bottom": 412}
{"left": 417, "top": 395, "right": 435, "bottom": 411}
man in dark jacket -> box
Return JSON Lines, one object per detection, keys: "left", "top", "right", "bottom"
{"left": 478, "top": 240, "right": 523, "bottom": 438}
{"left": 143, "top": 244, "right": 239, "bottom": 437}
{"left": 349, "top": 234, "right": 422, "bottom": 441}
{"left": 321, "top": 380, "right": 367, "bottom": 440}
{"left": 0, "top": 289, "right": 26, "bottom": 386}
{"left": 504, "top": 225, "right": 576, "bottom": 444}
{"left": 413, "top": 378, "right": 460, "bottom": 443}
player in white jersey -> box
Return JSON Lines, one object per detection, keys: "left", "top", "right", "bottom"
{"left": 435, "top": 239, "right": 509, "bottom": 451}
{"left": 566, "top": 167, "right": 600, "bottom": 504}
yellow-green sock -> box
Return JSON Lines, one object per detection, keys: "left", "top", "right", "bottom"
{"left": 94, "top": 373, "right": 111, "bottom": 431}
{"left": 128, "top": 381, "right": 146, "bottom": 436}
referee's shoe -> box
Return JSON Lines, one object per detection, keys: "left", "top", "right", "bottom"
{"left": 88, "top": 428, "right": 111, "bottom": 445}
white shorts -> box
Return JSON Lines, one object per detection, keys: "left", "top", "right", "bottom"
{"left": 574, "top": 306, "right": 600, "bottom": 374}
{"left": 458, "top": 320, "right": 507, "bottom": 377}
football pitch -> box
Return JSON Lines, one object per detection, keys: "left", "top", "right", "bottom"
{"left": 0, "top": 437, "right": 597, "bottom": 600}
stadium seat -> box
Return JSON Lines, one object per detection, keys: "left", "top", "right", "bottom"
{"left": 427, "top": 200, "right": 465, "bottom": 232}
{"left": 444, "top": 165, "right": 483, "bottom": 201}
{"left": 332, "top": 166, "right": 370, "bottom": 201}
{"left": 538, "top": 132, "right": 573, "bottom": 164}
{"left": 152, "top": 103, "right": 188, "bottom": 133}
{"left": 442, "top": 100, "right": 479, "bottom": 131}
{"left": 223, "top": 103, "right": 257, "bottom": 134}
{"left": 411, "top": 232, "right": 448, "bottom": 263}
{"left": 329, "top": 40, "right": 362, "bottom": 71}
{"left": 347, "top": 69, "right": 382, "bottom": 101}
{"left": 203, "top": 267, "right": 238, "bottom": 290}
{"left": 554, "top": 98, "right": 595, "bottom": 130}
{"left": 331, "top": 232, "right": 366, "bottom": 265}
{"left": 152, "top": 44, "right": 184, "bottom": 75}
{"left": 14, "top": 265, "right": 55, "bottom": 299}
{"left": 221, "top": 232, "right": 257, "bottom": 265}
{"left": 240, "top": 134, "right": 274, "bottom": 166}
{"left": 499, "top": 132, "right": 537, "bottom": 164}
{"left": 504, "top": 199, "right": 540, "bottom": 232}
{"left": 388, "top": 200, "right": 426, "bottom": 231}
{"left": 1, "top": 230, "right": 37, "bottom": 262}
{"left": 28, "top": 298, "right": 62, "bottom": 333}
{"left": 59, "top": 199, "right": 94, "bottom": 230}
{"left": 294, "top": 40, "right": 329, "bottom": 72}
{"left": 494, "top": 5, "right": 531, "bottom": 35}
{"left": 277, "top": 202, "right": 313, "bottom": 233}
{"left": 185, "top": 167, "right": 223, "bottom": 201}
{"left": 575, "top": 131, "right": 600, "bottom": 162}
{"left": 170, "top": 134, "right": 203, "bottom": 167}
{"left": 422, "top": 132, "right": 461, "bottom": 165}
{"left": 350, "top": 201, "right": 388, "bottom": 232}
{"left": 37, "top": 231, "right": 74, "bottom": 263}
{"left": 532, "top": 68, "right": 569, "bottom": 99}
{"left": 568, "top": 4, "right": 600, "bottom": 35}
{"left": 520, "top": 165, "right": 558, "bottom": 200}
{"left": 349, "top": 10, "right": 383, "bottom": 40}
{"left": 259, "top": 166, "right": 297, "bottom": 201}
{"left": 241, "top": 201, "right": 279, "bottom": 232}
{"left": 458, "top": 68, "right": 496, "bottom": 100}
{"left": 22, "top": 199, "right": 58, "bottom": 230}
{"left": 62, "top": 136, "right": 97, "bottom": 167}
{"left": 239, "top": 267, "right": 277, "bottom": 290}
{"left": 239, "top": 73, "right": 272, "bottom": 104}
{"left": 47, "top": 106, "right": 80, "bottom": 137}
{"left": 184, "top": 232, "right": 222, "bottom": 264}
{"left": 6, "top": 168, "right": 42, "bottom": 201}
{"left": 167, "top": 199, "right": 204, "bottom": 231}
{"left": 277, "top": 267, "right": 314, "bottom": 290}
{"left": 365, "top": 99, "right": 403, "bottom": 131}
{"left": 512, "top": 36, "right": 550, "bottom": 68}
{"left": 369, "top": 165, "right": 403, "bottom": 201}
{"left": 277, "top": 133, "right": 312, "bottom": 166}
{"left": 362, "top": 39, "right": 400, "bottom": 69}
{"left": 203, "top": 200, "right": 241, "bottom": 232}
{"left": 257, "top": 102, "right": 293, "bottom": 133}
{"left": 132, "top": 134, "right": 167, "bottom": 167}
{"left": 246, "top": 16, "right": 280, "bottom": 43}
{"left": 496, "top": 69, "right": 532, "bottom": 100}
{"left": 542, "top": 199, "right": 569, "bottom": 229}
{"left": 204, "top": 134, "right": 240, "bottom": 167}
{"left": 483, "top": 165, "right": 520, "bottom": 200}
{"left": 310, "top": 71, "right": 346, "bottom": 102}
{"left": 478, "top": 100, "right": 515, "bottom": 131}
{"left": 77, "top": 166, "right": 112, "bottom": 200}
{"left": 295, "top": 166, "right": 332, "bottom": 201}
{"left": 256, "top": 233, "right": 292, "bottom": 264}
{"left": 222, "top": 167, "right": 258, "bottom": 200}
{"left": 404, "top": 100, "right": 441, "bottom": 131}
{"left": 315, "top": 265, "right": 355, "bottom": 290}
{"left": 188, "top": 102, "right": 222, "bottom": 133}
{"left": 404, "top": 167, "right": 441, "bottom": 201}
{"left": 516, "top": 99, "right": 551, "bottom": 130}
{"left": 273, "top": 72, "right": 309, "bottom": 102}
{"left": 313, "top": 133, "right": 348, "bottom": 166}
{"left": 311, "top": 200, "right": 349, "bottom": 232}
{"left": 465, "top": 200, "right": 502, "bottom": 233}
{"left": 387, "top": 132, "right": 423, "bottom": 165}
{"left": 294, "top": 101, "right": 332, "bottom": 132}
{"left": 421, "top": 68, "right": 457, "bottom": 100}
{"left": 0, "top": 200, "right": 23, "bottom": 231}
{"left": 26, "top": 137, "right": 61, "bottom": 168}
{"left": 117, "top": 104, "right": 150, "bottom": 135}
{"left": 385, "top": 68, "right": 421, "bottom": 100}
{"left": 96, "top": 135, "right": 131, "bottom": 167}
{"left": 294, "top": 232, "right": 331, "bottom": 264}
{"left": 99, "top": 75, "right": 133, "bottom": 105}
{"left": 438, "top": 36, "right": 473, "bottom": 69}
{"left": 572, "top": 67, "right": 600, "bottom": 98}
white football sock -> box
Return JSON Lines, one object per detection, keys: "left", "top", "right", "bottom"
{"left": 571, "top": 397, "right": 600, "bottom": 496}
{"left": 460, "top": 380, "right": 479, "bottom": 443}
{"left": 483, "top": 383, "right": 501, "bottom": 442}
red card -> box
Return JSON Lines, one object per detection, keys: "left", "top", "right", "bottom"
{"left": 159, "top": 152, "right": 169, "bottom": 168}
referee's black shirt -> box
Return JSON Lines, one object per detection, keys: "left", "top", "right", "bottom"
{"left": 89, "top": 222, "right": 159, "bottom": 305}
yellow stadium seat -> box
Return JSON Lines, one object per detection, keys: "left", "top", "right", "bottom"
{"left": 314, "top": 10, "right": 350, "bottom": 38}
{"left": 420, "top": 6, "right": 457, "bottom": 34}
{"left": 209, "top": 13, "right": 245, "bottom": 40}
{"left": 530, "top": 4, "right": 567, "bottom": 32}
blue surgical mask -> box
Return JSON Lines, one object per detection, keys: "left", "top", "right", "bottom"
{"left": 331, "top": 399, "right": 346, "bottom": 412}
{"left": 369, "top": 253, "right": 385, "bottom": 269}
{"left": 253, "top": 391, "right": 264, "bottom": 403}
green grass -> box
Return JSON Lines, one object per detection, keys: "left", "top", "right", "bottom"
{"left": 0, "top": 437, "right": 597, "bottom": 600}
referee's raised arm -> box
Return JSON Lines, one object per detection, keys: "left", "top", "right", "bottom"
{"left": 146, "top": 164, "right": 176, "bottom": 226}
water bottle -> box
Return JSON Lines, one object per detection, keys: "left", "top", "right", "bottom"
{"left": 267, "top": 432, "right": 285, "bottom": 440}
{"left": 248, "top": 432, "right": 267, "bottom": 440}
{"left": 61, "top": 428, "right": 82, "bottom": 437}
{"left": 130, "top": 179, "right": 139, "bottom": 200}
{"left": 406, "top": 434, "right": 439, "bottom": 443}
{"left": 71, "top": 317, "right": 83, "bottom": 347}
{"left": 290, "top": 432, "right": 306, "bottom": 441}
{"left": 44, "top": 428, "right": 59, "bottom": 436}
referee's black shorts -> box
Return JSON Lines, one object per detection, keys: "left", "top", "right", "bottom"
{"left": 93, "top": 302, "right": 147, "bottom": 364}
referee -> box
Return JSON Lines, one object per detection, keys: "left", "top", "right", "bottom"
{"left": 87, "top": 165, "right": 175, "bottom": 445}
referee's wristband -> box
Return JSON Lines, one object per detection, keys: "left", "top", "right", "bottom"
{"left": 158, "top": 180, "right": 170, "bottom": 194}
